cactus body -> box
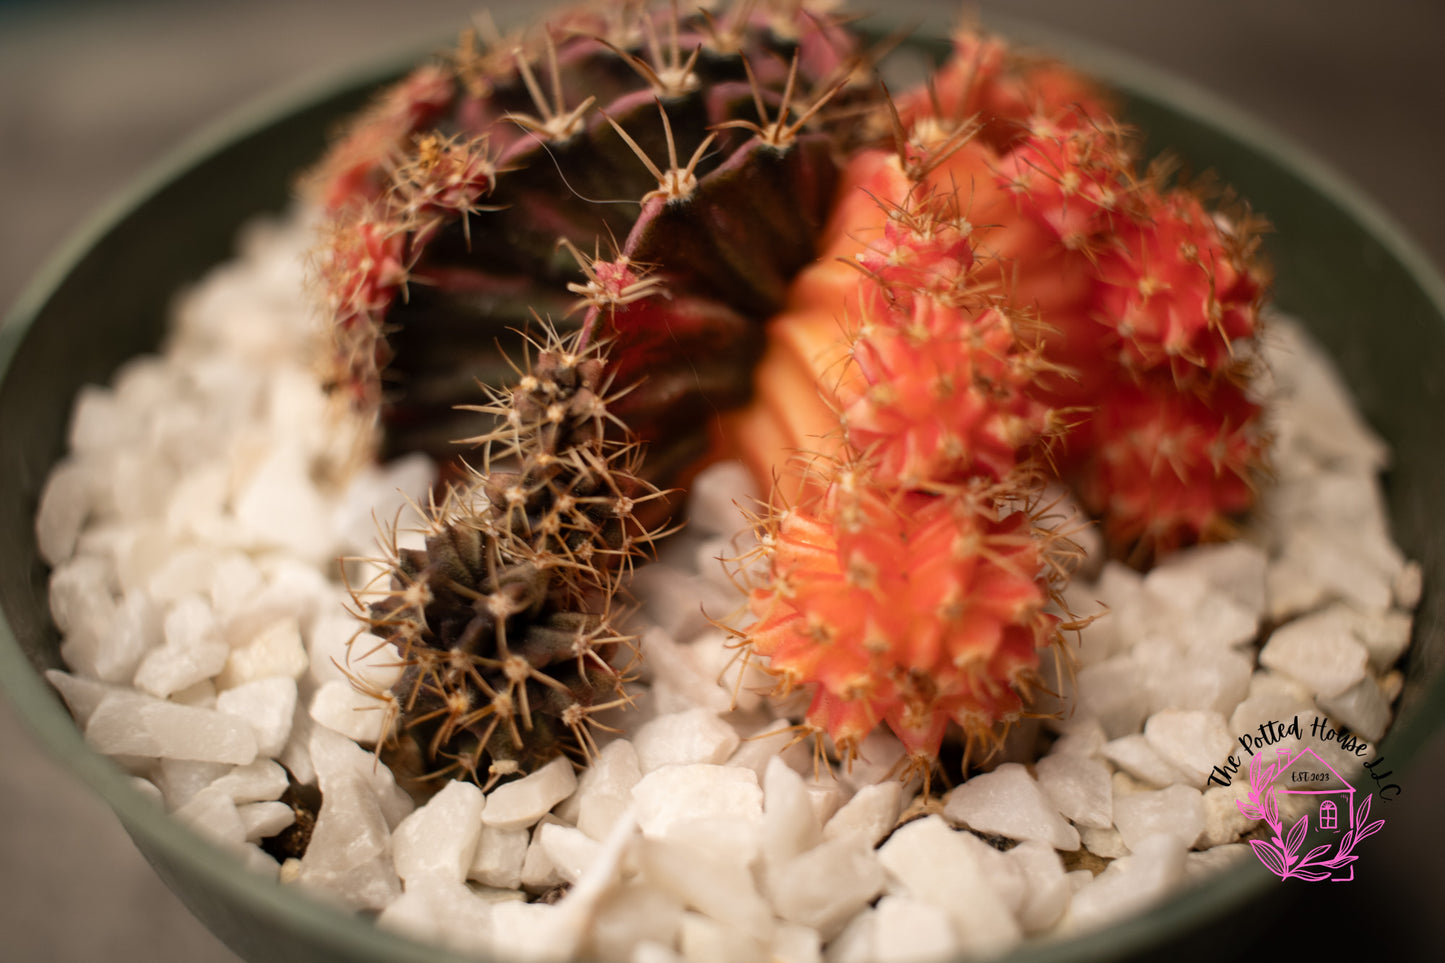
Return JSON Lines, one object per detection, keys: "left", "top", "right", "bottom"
{"left": 362, "top": 330, "right": 661, "bottom": 794}
{"left": 309, "top": 0, "right": 872, "bottom": 474}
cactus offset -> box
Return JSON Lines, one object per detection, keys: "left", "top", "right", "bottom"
{"left": 738, "top": 466, "right": 1070, "bottom": 778}
{"left": 358, "top": 327, "right": 664, "bottom": 794}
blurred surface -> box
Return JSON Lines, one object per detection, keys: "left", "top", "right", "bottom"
{"left": 1, "top": 1, "right": 1442, "bottom": 960}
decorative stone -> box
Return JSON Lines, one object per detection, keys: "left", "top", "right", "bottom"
{"left": 632, "top": 708, "right": 741, "bottom": 772}
{"left": 943, "top": 763, "right": 1080, "bottom": 850}
{"left": 215, "top": 676, "right": 297, "bottom": 758}
{"left": 295, "top": 768, "right": 401, "bottom": 911}
{"left": 85, "top": 690, "right": 257, "bottom": 765}
{"left": 870, "top": 896, "right": 958, "bottom": 963}
{"left": 1112, "top": 785, "right": 1205, "bottom": 852}
{"left": 1035, "top": 752, "right": 1113, "bottom": 830}
{"left": 482, "top": 757, "right": 578, "bottom": 831}
{"left": 1064, "top": 834, "right": 1187, "bottom": 934}
{"left": 469, "top": 825, "right": 530, "bottom": 890}
{"left": 1260, "top": 607, "right": 1369, "bottom": 698}
{"left": 1143, "top": 710, "right": 1234, "bottom": 789}
{"left": 632, "top": 764, "right": 763, "bottom": 842}
{"left": 876, "top": 815, "right": 1022, "bottom": 956}
{"left": 767, "top": 834, "right": 884, "bottom": 939}
{"left": 576, "top": 739, "right": 644, "bottom": 841}
{"left": 392, "top": 780, "right": 485, "bottom": 884}
{"left": 823, "top": 780, "right": 902, "bottom": 847}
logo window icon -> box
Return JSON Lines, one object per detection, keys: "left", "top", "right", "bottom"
{"left": 1319, "top": 800, "right": 1338, "bottom": 831}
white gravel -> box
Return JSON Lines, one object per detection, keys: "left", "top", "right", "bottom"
{"left": 36, "top": 210, "right": 1422, "bottom": 961}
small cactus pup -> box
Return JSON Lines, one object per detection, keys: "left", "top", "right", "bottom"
{"left": 356, "top": 326, "right": 668, "bottom": 797}
{"left": 306, "top": 0, "right": 880, "bottom": 475}
{"left": 737, "top": 464, "right": 1075, "bottom": 783}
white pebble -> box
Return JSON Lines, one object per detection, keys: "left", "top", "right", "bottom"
{"left": 538, "top": 822, "right": 602, "bottom": 884}
{"left": 823, "top": 780, "right": 902, "bottom": 847}
{"left": 44, "top": 669, "right": 120, "bottom": 727}
{"left": 232, "top": 443, "right": 334, "bottom": 563}
{"left": 217, "top": 616, "right": 307, "bottom": 688}
{"left": 768, "top": 834, "right": 884, "bottom": 940}
{"left": 876, "top": 816, "right": 1022, "bottom": 956}
{"left": 295, "top": 767, "right": 400, "bottom": 911}
{"left": 640, "top": 628, "right": 736, "bottom": 716}
{"left": 1035, "top": 752, "right": 1113, "bottom": 830}
{"left": 943, "top": 763, "right": 1080, "bottom": 851}
{"left": 1260, "top": 607, "right": 1369, "bottom": 698}
{"left": 62, "top": 589, "right": 159, "bottom": 684}
{"left": 155, "top": 759, "right": 231, "bottom": 809}
{"left": 1064, "top": 833, "right": 1187, "bottom": 934}
{"left": 639, "top": 837, "right": 774, "bottom": 937}
{"left": 576, "top": 739, "right": 644, "bottom": 841}
{"left": 763, "top": 757, "right": 823, "bottom": 865}
{"left": 307, "top": 726, "right": 413, "bottom": 828}
{"left": 85, "top": 690, "right": 257, "bottom": 765}
{"left": 215, "top": 676, "right": 297, "bottom": 758}
{"left": 1198, "top": 781, "right": 1259, "bottom": 848}
{"left": 1112, "top": 785, "right": 1205, "bottom": 852}
{"left": 870, "top": 896, "right": 958, "bottom": 963}
{"left": 376, "top": 877, "right": 495, "bottom": 956}
{"left": 483, "top": 757, "right": 578, "bottom": 831}
{"left": 586, "top": 882, "right": 686, "bottom": 963}
{"left": 239, "top": 801, "right": 295, "bottom": 841}
{"left": 35, "top": 458, "right": 94, "bottom": 565}
{"left": 308, "top": 678, "right": 391, "bottom": 744}
{"left": 1349, "top": 607, "right": 1414, "bottom": 672}
{"left": 1143, "top": 710, "right": 1234, "bottom": 789}
{"left": 686, "top": 461, "right": 760, "bottom": 536}
{"left": 173, "top": 787, "right": 247, "bottom": 850}
{"left": 677, "top": 911, "right": 767, "bottom": 963}
{"left": 392, "top": 780, "right": 485, "bottom": 884}
{"left": 633, "top": 708, "right": 741, "bottom": 773}
{"left": 47, "top": 554, "right": 114, "bottom": 635}
{"left": 207, "top": 758, "right": 289, "bottom": 804}
{"left": 632, "top": 764, "right": 762, "bottom": 842}
{"left": 469, "top": 825, "right": 530, "bottom": 890}
{"left": 1102, "top": 735, "right": 1191, "bottom": 789}
{"left": 1005, "top": 840, "right": 1072, "bottom": 934}
{"left": 1317, "top": 676, "right": 1391, "bottom": 742}
{"left": 1073, "top": 658, "right": 1148, "bottom": 738}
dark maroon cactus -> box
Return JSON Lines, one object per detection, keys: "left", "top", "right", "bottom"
{"left": 308, "top": 0, "right": 880, "bottom": 473}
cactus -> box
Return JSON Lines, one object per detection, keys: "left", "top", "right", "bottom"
{"left": 739, "top": 467, "right": 1071, "bottom": 779}
{"left": 722, "top": 24, "right": 1271, "bottom": 773}
{"left": 307, "top": 0, "right": 876, "bottom": 474}
{"left": 357, "top": 327, "right": 665, "bottom": 795}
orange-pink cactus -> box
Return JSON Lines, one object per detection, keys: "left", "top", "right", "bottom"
{"left": 743, "top": 476, "right": 1063, "bottom": 767}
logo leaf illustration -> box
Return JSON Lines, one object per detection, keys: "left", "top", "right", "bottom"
{"left": 1284, "top": 814, "right": 1309, "bottom": 859}
{"left": 1249, "top": 838, "right": 1288, "bottom": 878}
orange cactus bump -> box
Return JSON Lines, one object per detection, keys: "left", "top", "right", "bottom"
{"left": 739, "top": 470, "right": 1068, "bottom": 773}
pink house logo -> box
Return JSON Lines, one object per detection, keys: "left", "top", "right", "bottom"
{"left": 1238, "top": 747, "right": 1385, "bottom": 881}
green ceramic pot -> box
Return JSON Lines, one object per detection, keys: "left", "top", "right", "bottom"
{"left": 1, "top": 18, "right": 1442, "bottom": 963}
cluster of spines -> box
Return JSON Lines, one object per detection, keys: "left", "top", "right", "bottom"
{"left": 353, "top": 327, "right": 668, "bottom": 795}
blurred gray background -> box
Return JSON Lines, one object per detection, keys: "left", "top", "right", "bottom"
{"left": 1, "top": 0, "right": 1442, "bottom": 959}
